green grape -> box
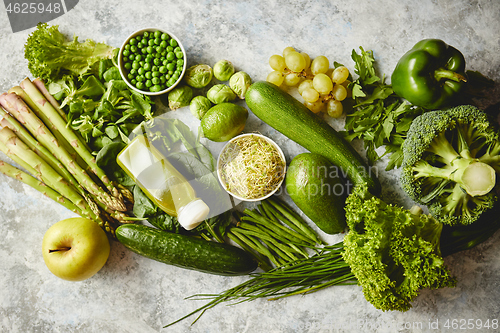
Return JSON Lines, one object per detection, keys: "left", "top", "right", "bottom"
{"left": 326, "top": 99, "right": 343, "bottom": 118}
{"left": 310, "top": 55, "right": 330, "bottom": 75}
{"left": 285, "top": 51, "right": 306, "bottom": 72}
{"left": 267, "top": 71, "right": 284, "bottom": 86}
{"left": 284, "top": 72, "right": 301, "bottom": 86}
{"left": 298, "top": 79, "right": 314, "bottom": 95}
{"left": 269, "top": 54, "right": 287, "bottom": 72}
{"left": 300, "top": 52, "right": 311, "bottom": 70}
{"left": 331, "top": 84, "right": 348, "bottom": 101}
{"left": 312, "top": 73, "right": 333, "bottom": 95}
{"left": 282, "top": 46, "right": 296, "bottom": 57}
{"left": 304, "top": 100, "right": 325, "bottom": 114}
{"left": 302, "top": 87, "right": 320, "bottom": 103}
{"left": 331, "top": 66, "right": 350, "bottom": 84}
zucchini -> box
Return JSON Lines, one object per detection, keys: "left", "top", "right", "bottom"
{"left": 245, "top": 81, "right": 380, "bottom": 194}
{"left": 116, "top": 224, "right": 258, "bottom": 276}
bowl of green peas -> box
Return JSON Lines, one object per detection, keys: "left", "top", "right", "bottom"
{"left": 118, "top": 28, "right": 187, "bottom": 95}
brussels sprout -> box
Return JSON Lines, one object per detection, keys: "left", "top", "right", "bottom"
{"left": 213, "top": 60, "right": 235, "bottom": 81}
{"left": 190, "top": 95, "right": 212, "bottom": 120}
{"left": 168, "top": 85, "right": 193, "bottom": 110}
{"left": 229, "top": 71, "right": 252, "bottom": 99}
{"left": 184, "top": 64, "right": 213, "bottom": 88}
{"left": 207, "top": 84, "right": 236, "bottom": 104}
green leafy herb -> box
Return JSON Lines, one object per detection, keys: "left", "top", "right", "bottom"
{"left": 343, "top": 47, "right": 424, "bottom": 170}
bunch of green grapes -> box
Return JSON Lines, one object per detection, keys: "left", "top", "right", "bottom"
{"left": 266, "top": 47, "right": 351, "bottom": 118}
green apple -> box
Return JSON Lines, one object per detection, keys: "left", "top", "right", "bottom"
{"left": 42, "top": 217, "right": 110, "bottom": 281}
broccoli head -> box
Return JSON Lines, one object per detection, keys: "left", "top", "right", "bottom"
{"left": 342, "top": 183, "right": 456, "bottom": 312}
{"left": 25, "top": 23, "right": 116, "bottom": 83}
{"left": 400, "top": 105, "right": 500, "bottom": 226}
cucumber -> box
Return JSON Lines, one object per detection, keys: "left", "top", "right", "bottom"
{"left": 116, "top": 224, "right": 258, "bottom": 276}
{"left": 245, "top": 81, "right": 380, "bottom": 195}
{"left": 286, "top": 153, "right": 347, "bottom": 234}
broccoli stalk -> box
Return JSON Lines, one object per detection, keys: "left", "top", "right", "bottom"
{"left": 400, "top": 105, "right": 500, "bottom": 226}
{"left": 24, "top": 23, "right": 116, "bottom": 83}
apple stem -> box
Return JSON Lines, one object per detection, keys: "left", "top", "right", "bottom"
{"left": 48, "top": 247, "right": 72, "bottom": 253}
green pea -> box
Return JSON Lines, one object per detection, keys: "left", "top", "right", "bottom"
{"left": 152, "top": 58, "right": 160, "bottom": 66}
{"left": 159, "top": 40, "right": 168, "bottom": 49}
{"left": 148, "top": 39, "right": 155, "bottom": 46}
{"left": 167, "top": 78, "right": 176, "bottom": 87}
{"left": 134, "top": 54, "right": 142, "bottom": 61}
{"left": 168, "top": 70, "right": 174, "bottom": 75}
{"left": 143, "top": 63, "right": 152, "bottom": 71}
{"left": 122, "top": 49, "right": 130, "bottom": 57}
{"left": 154, "top": 30, "right": 162, "bottom": 38}
{"left": 161, "top": 33, "right": 169, "bottom": 40}
{"left": 130, "top": 45, "right": 138, "bottom": 53}
{"left": 174, "top": 46, "right": 181, "bottom": 53}
{"left": 129, "top": 38, "right": 137, "bottom": 45}
{"left": 151, "top": 77, "right": 160, "bottom": 85}
{"left": 136, "top": 81, "right": 145, "bottom": 90}
{"left": 145, "top": 80, "right": 152, "bottom": 88}
{"left": 137, "top": 75, "right": 145, "bottom": 82}
{"left": 146, "top": 46, "right": 154, "bottom": 54}
{"left": 169, "top": 39, "right": 178, "bottom": 47}
{"left": 159, "top": 66, "right": 167, "bottom": 74}
{"left": 166, "top": 63, "right": 175, "bottom": 71}
{"left": 176, "top": 59, "right": 184, "bottom": 66}
{"left": 143, "top": 31, "right": 150, "bottom": 38}
{"left": 166, "top": 52, "right": 175, "bottom": 61}
{"left": 138, "top": 68, "right": 145, "bottom": 75}
{"left": 132, "top": 61, "right": 140, "bottom": 70}
{"left": 145, "top": 71, "right": 152, "bottom": 79}
{"left": 131, "top": 79, "right": 137, "bottom": 85}
{"left": 154, "top": 52, "right": 161, "bottom": 58}
{"left": 172, "top": 73, "right": 179, "bottom": 81}
{"left": 152, "top": 71, "right": 160, "bottom": 78}
{"left": 151, "top": 65, "right": 158, "bottom": 72}
{"left": 175, "top": 52, "right": 183, "bottom": 59}
{"left": 124, "top": 62, "right": 132, "bottom": 70}
{"left": 139, "top": 61, "right": 145, "bottom": 66}
{"left": 130, "top": 68, "right": 137, "bottom": 75}
{"left": 127, "top": 73, "right": 134, "bottom": 80}
{"left": 124, "top": 44, "right": 130, "bottom": 50}
{"left": 154, "top": 38, "right": 161, "bottom": 45}
{"left": 165, "top": 74, "right": 171, "bottom": 79}
{"left": 166, "top": 46, "right": 173, "bottom": 52}
{"left": 160, "top": 76, "right": 167, "bottom": 83}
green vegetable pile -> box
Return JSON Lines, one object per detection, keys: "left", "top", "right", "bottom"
{"left": 3, "top": 23, "right": 500, "bottom": 329}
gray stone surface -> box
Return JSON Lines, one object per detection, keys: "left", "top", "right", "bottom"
{"left": 0, "top": 0, "right": 499, "bottom": 332}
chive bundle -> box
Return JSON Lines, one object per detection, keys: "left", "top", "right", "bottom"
{"left": 227, "top": 196, "right": 324, "bottom": 270}
{"left": 165, "top": 242, "right": 356, "bottom": 328}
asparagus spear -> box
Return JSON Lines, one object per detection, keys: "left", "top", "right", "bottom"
{"left": 0, "top": 127, "right": 89, "bottom": 214}
{"left": 0, "top": 104, "right": 79, "bottom": 190}
{"left": 19, "top": 78, "right": 125, "bottom": 204}
{"left": 0, "top": 159, "right": 81, "bottom": 214}
{"left": 0, "top": 129, "right": 117, "bottom": 235}
{"left": 8, "top": 85, "right": 86, "bottom": 168}
{"left": 0, "top": 92, "right": 126, "bottom": 212}
{"left": 32, "top": 78, "right": 68, "bottom": 122}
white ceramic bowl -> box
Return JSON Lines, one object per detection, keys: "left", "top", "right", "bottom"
{"left": 217, "top": 133, "right": 287, "bottom": 202}
{"left": 118, "top": 28, "right": 187, "bottom": 96}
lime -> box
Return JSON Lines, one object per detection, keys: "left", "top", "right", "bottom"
{"left": 201, "top": 103, "right": 248, "bottom": 142}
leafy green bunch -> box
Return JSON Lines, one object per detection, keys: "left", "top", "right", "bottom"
{"left": 342, "top": 47, "right": 425, "bottom": 170}
{"left": 342, "top": 183, "right": 456, "bottom": 312}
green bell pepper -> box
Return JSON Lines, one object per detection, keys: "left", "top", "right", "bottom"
{"left": 391, "top": 39, "right": 467, "bottom": 109}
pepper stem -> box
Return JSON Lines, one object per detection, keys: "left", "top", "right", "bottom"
{"left": 434, "top": 68, "right": 467, "bottom": 83}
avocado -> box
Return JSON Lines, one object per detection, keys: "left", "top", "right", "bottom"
{"left": 285, "top": 153, "right": 347, "bottom": 234}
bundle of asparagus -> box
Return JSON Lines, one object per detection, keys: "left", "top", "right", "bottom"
{"left": 0, "top": 77, "right": 133, "bottom": 237}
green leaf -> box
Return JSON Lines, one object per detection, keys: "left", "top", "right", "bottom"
{"left": 132, "top": 185, "right": 158, "bottom": 218}
{"left": 105, "top": 125, "right": 120, "bottom": 139}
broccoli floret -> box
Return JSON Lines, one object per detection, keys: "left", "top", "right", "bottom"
{"left": 25, "top": 23, "right": 116, "bottom": 83}
{"left": 400, "top": 105, "right": 500, "bottom": 226}
{"left": 342, "top": 183, "right": 456, "bottom": 312}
